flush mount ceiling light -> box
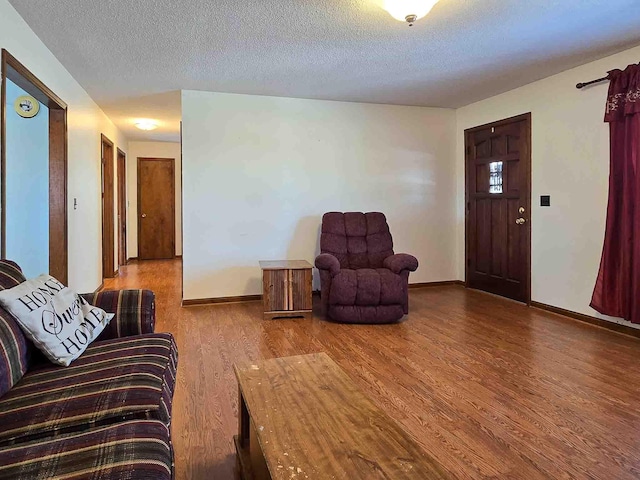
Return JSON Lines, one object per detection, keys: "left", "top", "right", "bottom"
{"left": 383, "top": 0, "right": 441, "bottom": 26}
{"left": 134, "top": 119, "right": 159, "bottom": 131}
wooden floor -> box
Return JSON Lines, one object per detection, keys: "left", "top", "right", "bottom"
{"left": 105, "top": 259, "right": 640, "bottom": 480}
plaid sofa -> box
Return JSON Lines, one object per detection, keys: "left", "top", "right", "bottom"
{"left": 0, "top": 261, "right": 177, "bottom": 479}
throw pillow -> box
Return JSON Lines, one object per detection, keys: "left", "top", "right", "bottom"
{"left": 0, "top": 274, "right": 114, "bottom": 366}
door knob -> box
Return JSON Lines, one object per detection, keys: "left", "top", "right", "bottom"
{"left": 516, "top": 217, "right": 527, "bottom": 225}
{"left": 141, "top": 214, "right": 147, "bottom": 218}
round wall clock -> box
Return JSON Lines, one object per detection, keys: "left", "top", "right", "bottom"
{"left": 14, "top": 95, "right": 40, "bottom": 118}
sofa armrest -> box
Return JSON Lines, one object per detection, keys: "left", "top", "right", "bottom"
{"left": 383, "top": 254, "right": 419, "bottom": 274}
{"left": 80, "top": 289, "right": 156, "bottom": 340}
{"left": 315, "top": 253, "right": 341, "bottom": 276}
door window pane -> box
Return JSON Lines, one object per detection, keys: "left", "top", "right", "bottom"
{"left": 489, "top": 161, "right": 503, "bottom": 194}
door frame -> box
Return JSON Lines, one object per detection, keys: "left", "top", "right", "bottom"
{"left": 0, "top": 49, "right": 68, "bottom": 284}
{"left": 464, "top": 112, "right": 532, "bottom": 304}
{"left": 117, "top": 148, "right": 127, "bottom": 267}
{"left": 101, "top": 134, "right": 115, "bottom": 279}
{"left": 137, "top": 157, "right": 176, "bottom": 260}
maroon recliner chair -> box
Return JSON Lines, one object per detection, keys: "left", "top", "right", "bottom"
{"left": 315, "top": 212, "right": 418, "bottom": 324}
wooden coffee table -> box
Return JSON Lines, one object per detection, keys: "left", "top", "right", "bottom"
{"left": 233, "top": 353, "right": 450, "bottom": 479}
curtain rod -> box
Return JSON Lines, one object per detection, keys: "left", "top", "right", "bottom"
{"left": 576, "top": 76, "right": 609, "bottom": 89}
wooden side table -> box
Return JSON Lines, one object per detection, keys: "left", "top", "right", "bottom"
{"left": 259, "top": 260, "right": 312, "bottom": 320}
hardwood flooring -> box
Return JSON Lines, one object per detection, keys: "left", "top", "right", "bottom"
{"left": 104, "top": 259, "right": 640, "bottom": 480}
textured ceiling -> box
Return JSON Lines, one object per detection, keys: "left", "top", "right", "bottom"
{"left": 8, "top": 0, "right": 640, "bottom": 142}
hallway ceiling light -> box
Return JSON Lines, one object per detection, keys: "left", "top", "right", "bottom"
{"left": 134, "top": 119, "right": 159, "bottom": 131}
{"left": 383, "top": 0, "right": 440, "bottom": 26}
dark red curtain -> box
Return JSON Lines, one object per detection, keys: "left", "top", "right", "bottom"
{"left": 591, "top": 64, "right": 640, "bottom": 323}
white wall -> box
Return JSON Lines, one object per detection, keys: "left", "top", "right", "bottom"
{"left": 182, "top": 90, "right": 457, "bottom": 300}
{"left": 5, "top": 79, "right": 49, "bottom": 278}
{"left": 456, "top": 44, "right": 640, "bottom": 329}
{"left": 0, "top": 0, "right": 128, "bottom": 292}
{"left": 126, "top": 141, "right": 182, "bottom": 258}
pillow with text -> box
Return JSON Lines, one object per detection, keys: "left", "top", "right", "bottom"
{"left": 0, "top": 274, "right": 113, "bottom": 366}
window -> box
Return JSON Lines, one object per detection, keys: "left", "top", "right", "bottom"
{"left": 489, "top": 161, "right": 503, "bottom": 194}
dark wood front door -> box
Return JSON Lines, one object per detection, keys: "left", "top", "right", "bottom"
{"left": 101, "top": 134, "right": 115, "bottom": 278}
{"left": 117, "top": 148, "right": 127, "bottom": 267}
{"left": 138, "top": 158, "right": 175, "bottom": 260}
{"left": 465, "top": 113, "right": 531, "bottom": 303}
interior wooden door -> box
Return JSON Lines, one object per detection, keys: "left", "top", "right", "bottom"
{"left": 138, "top": 158, "right": 175, "bottom": 260}
{"left": 117, "top": 148, "right": 127, "bottom": 267}
{"left": 465, "top": 113, "right": 531, "bottom": 303}
{"left": 49, "top": 108, "right": 67, "bottom": 285}
{"left": 101, "top": 134, "right": 115, "bottom": 278}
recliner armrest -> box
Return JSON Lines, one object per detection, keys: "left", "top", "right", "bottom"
{"left": 315, "top": 254, "right": 341, "bottom": 276}
{"left": 383, "top": 254, "right": 418, "bottom": 274}
{"left": 80, "top": 289, "right": 155, "bottom": 340}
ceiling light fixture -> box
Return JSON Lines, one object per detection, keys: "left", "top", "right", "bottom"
{"left": 134, "top": 119, "right": 159, "bottom": 131}
{"left": 383, "top": 0, "right": 440, "bottom": 26}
